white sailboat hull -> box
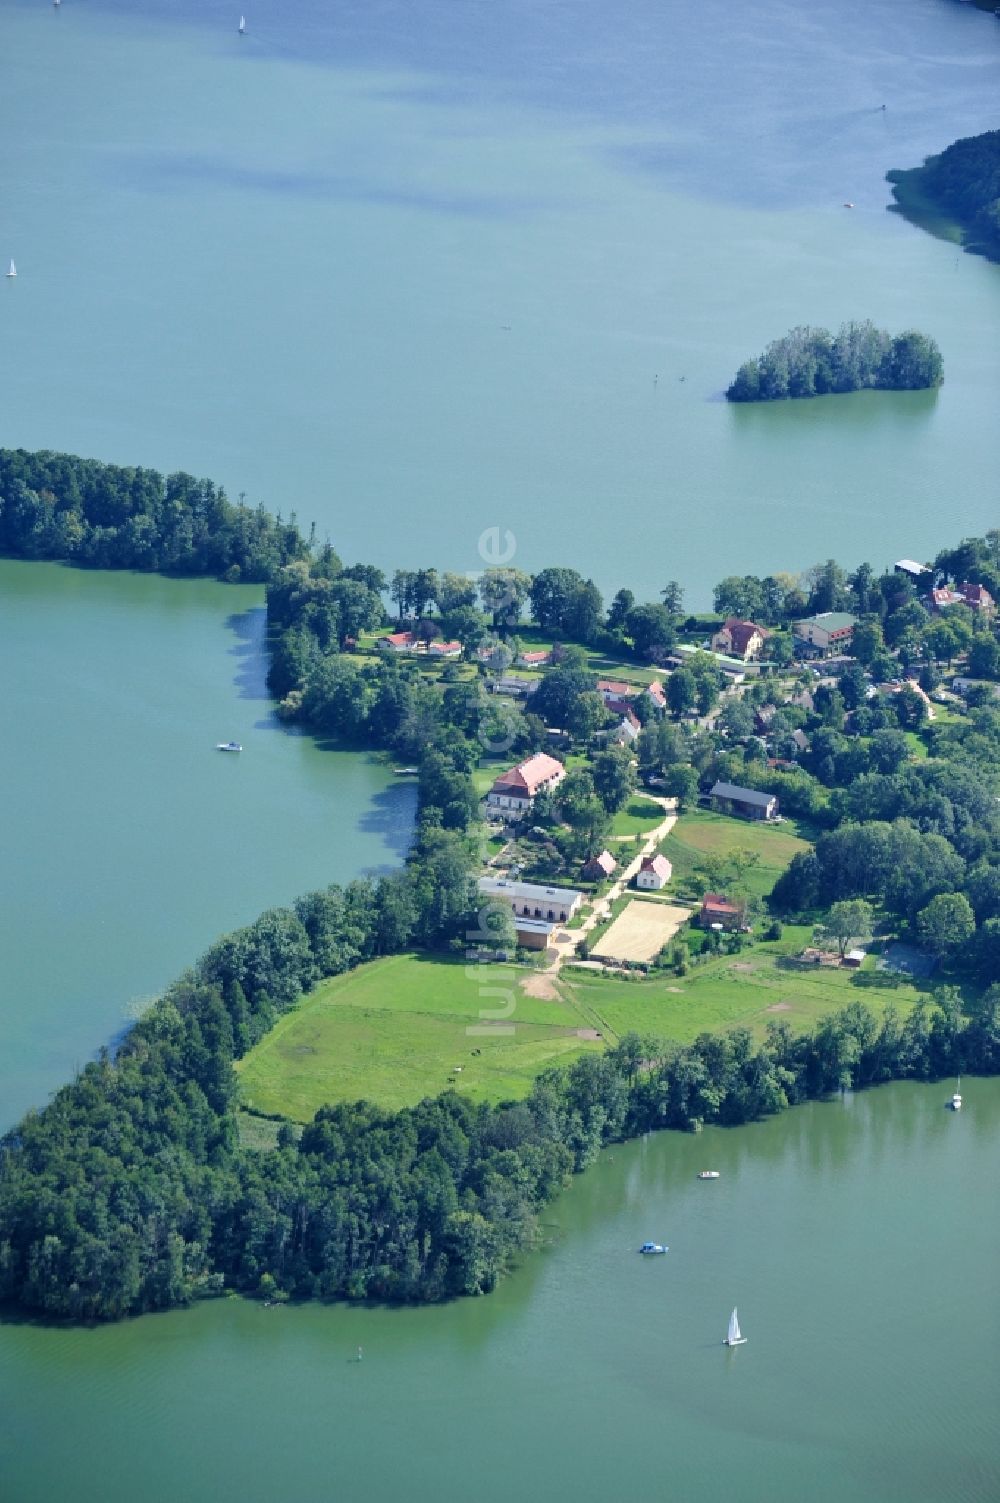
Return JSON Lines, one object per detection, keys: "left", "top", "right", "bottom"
{"left": 723, "top": 1337, "right": 748, "bottom": 1347}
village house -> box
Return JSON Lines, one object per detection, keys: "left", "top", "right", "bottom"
{"left": 615, "top": 710, "right": 642, "bottom": 745}
{"left": 635, "top": 854, "right": 672, "bottom": 891}
{"left": 597, "top": 679, "right": 636, "bottom": 709}
{"left": 711, "top": 617, "right": 769, "bottom": 662}
{"left": 792, "top": 612, "right": 857, "bottom": 657}
{"left": 646, "top": 680, "right": 667, "bottom": 712}
{"left": 699, "top": 892, "right": 744, "bottom": 931}
{"left": 709, "top": 780, "right": 779, "bottom": 822}
{"left": 477, "top": 876, "right": 583, "bottom": 950}
{"left": 959, "top": 582, "right": 994, "bottom": 615}
{"left": 485, "top": 752, "right": 566, "bottom": 818}
{"left": 518, "top": 649, "right": 552, "bottom": 667}
{"left": 490, "top": 674, "right": 539, "bottom": 698}
{"left": 380, "top": 630, "right": 418, "bottom": 652}
{"left": 428, "top": 639, "right": 462, "bottom": 658}
{"left": 582, "top": 850, "right": 617, "bottom": 881}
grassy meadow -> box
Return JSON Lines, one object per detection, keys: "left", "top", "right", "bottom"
{"left": 235, "top": 923, "right": 933, "bottom": 1121}
{"left": 236, "top": 953, "right": 602, "bottom": 1120}
{"left": 659, "top": 807, "right": 811, "bottom": 901}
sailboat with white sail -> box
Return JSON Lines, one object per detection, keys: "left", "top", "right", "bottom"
{"left": 723, "top": 1307, "right": 747, "bottom": 1347}
{"left": 238, "top": 14, "right": 246, "bottom": 34}
{"left": 6, "top": 260, "right": 16, "bottom": 279}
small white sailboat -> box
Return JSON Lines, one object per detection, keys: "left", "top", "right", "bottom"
{"left": 723, "top": 1307, "right": 747, "bottom": 1347}
{"left": 238, "top": 14, "right": 246, "bottom": 33}
{"left": 5, "top": 260, "right": 16, "bottom": 279}
{"left": 951, "top": 1077, "right": 962, "bottom": 1111}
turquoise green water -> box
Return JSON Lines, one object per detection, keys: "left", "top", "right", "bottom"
{"left": 2, "top": 3, "right": 999, "bottom": 1495}
{"left": 2, "top": 0, "right": 999, "bottom": 603}
{"left": 0, "top": 561, "right": 414, "bottom": 1126}
{"left": 2, "top": 1079, "right": 998, "bottom": 1503}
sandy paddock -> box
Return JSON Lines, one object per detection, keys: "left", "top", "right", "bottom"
{"left": 592, "top": 900, "right": 691, "bottom": 963}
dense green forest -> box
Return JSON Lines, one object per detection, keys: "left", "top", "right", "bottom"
{"left": 888, "top": 129, "right": 1000, "bottom": 263}
{"left": 0, "top": 448, "right": 308, "bottom": 579}
{"left": 726, "top": 322, "right": 943, "bottom": 402}
{"left": 2, "top": 449, "right": 1000, "bottom": 1322}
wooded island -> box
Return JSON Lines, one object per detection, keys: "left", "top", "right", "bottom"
{"left": 726, "top": 322, "right": 943, "bottom": 402}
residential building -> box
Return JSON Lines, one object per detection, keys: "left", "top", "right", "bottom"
{"left": 428, "top": 639, "right": 462, "bottom": 658}
{"left": 582, "top": 850, "right": 617, "bottom": 881}
{"left": 597, "top": 679, "right": 636, "bottom": 705}
{"left": 699, "top": 892, "right": 744, "bottom": 930}
{"left": 380, "top": 630, "right": 418, "bottom": 652}
{"left": 792, "top": 612, "right": 857, "bottom": 656}
{"left": 485, "top": 752, "right": 566, "bottom": 817}
{"left": 646, "top": 680, "right": 667, "bottom": 712}
{"left": 709, "top": 780, "right": 778, "bottom": 821}
{"left": 894, "top": 559, "right": 930, "bottom": 580}
{"left": 490, "top": 675, "right": 539, "bottom": 698}
{"left": 960, "top": 581, "right": 994, "bottom": 615}
{"left": 636, "top": 854, "right": 672, "bottom": 891}
{"left": 519, "top": 649, "right": 552, "bottom": 667}
{"left": 615, "top": 710, "right": 641, "bottom": 745}
{"left": 711, "top": 617, "right": 769, "bottom": 662}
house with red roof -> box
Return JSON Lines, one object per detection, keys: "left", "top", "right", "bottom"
{"left": 428, "top": 639, "right": 462, "bottom": 658}
{"left": 646, "top": 680, "right": 666, "bottom": 711}
{"left": 699, "top": 892, "right": 745, "bottom": 930}
{"left": 636, "top": 854, "right": 672, "bottom": 891}
{"left": 959, "top": 582, "right": 994, "bottom": 615}
{"left": 486, "top": 752, "right": 566, "bottom": 818}
{"left": 582, "top": 850, "right": 618, "bottom": 881}
{"left": 597, "top": 679, "right": 636, "bottom": 705}
{"left": 519, "top": 649, "right": 552, "bottom": 667}
{"left": 380, "top": 630, "right": 418, "bottom": 652}
{"left": 711, "top": 618, "right": 769, "bottom": 662}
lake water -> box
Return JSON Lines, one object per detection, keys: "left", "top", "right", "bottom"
{"left": 2, "top": 3, "right": 1000, "bottom": 1497}
{"left": 0, "top": 560, "right": 415, "bottom": 1127}
{"left": 1, "top": 1079, "right": 998, "bottom": 1503}
{"left": 3, "top": 0, "right": 999, "bottom": 603}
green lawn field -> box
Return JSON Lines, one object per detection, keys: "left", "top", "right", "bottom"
{"left": 560, "top": 928, "right": 926, "bottom": 1046}
{"left": 235, "top": 923, "right": 933, "bottom": 1122}
{"left": 236, "top": 953, "right": 602, "bottom": 1120}
{"left": 658, "top": 807, "right": 810, "bottom": 900}
{"left": 610, "top": 795, "right": 667, "bottom": 837}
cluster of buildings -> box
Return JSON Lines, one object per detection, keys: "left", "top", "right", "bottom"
{"left": 380, "top": 630, "right": 462, "bottom": 658}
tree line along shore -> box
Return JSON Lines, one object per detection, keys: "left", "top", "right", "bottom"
{"left": 1, "top": 448, "right": 999, "bottom": 1322}
{"left": 888, "top": 129, "right": 1000, "bottom": 265}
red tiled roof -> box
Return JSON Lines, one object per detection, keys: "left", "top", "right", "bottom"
{"left": 597, "top": 679, "right": 634, "bottom": 696}
{"left": 701, "top": 892, "right": 741, "bottom": 915}
{"left": 491, "top": 752, "right": 566, "bottom": 797}
{"left": 384, "top": 631, "right": 416, "bottom": 647}
{"left": 640, "top": 854, "right": 671, "bottom": 878}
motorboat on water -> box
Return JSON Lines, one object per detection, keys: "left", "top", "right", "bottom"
{"left": 697, "top": 1170, "right": 720, "bottom": 1180}
{"left": 216, "top": 741, "right": 243, "bottom": 753}
{"left": 638, "top": 1242, "right": 668, "bottom": 1256}
{"left": 950, "top": 1077, "right": 962, "bottom": 1110}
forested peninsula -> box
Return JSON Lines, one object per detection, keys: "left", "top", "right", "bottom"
{"left": 2, "top": 449, "right": 1000, "bottom": 1323}
{"left": 888, "top": 129, "right": 1000, "bottom": 264}
{"left": 726, "top": 323, "right": 943, "bottom": 402}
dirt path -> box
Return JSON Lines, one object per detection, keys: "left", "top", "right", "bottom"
{"left": 543, "top": 796, "right": 678, "bottom": 977}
